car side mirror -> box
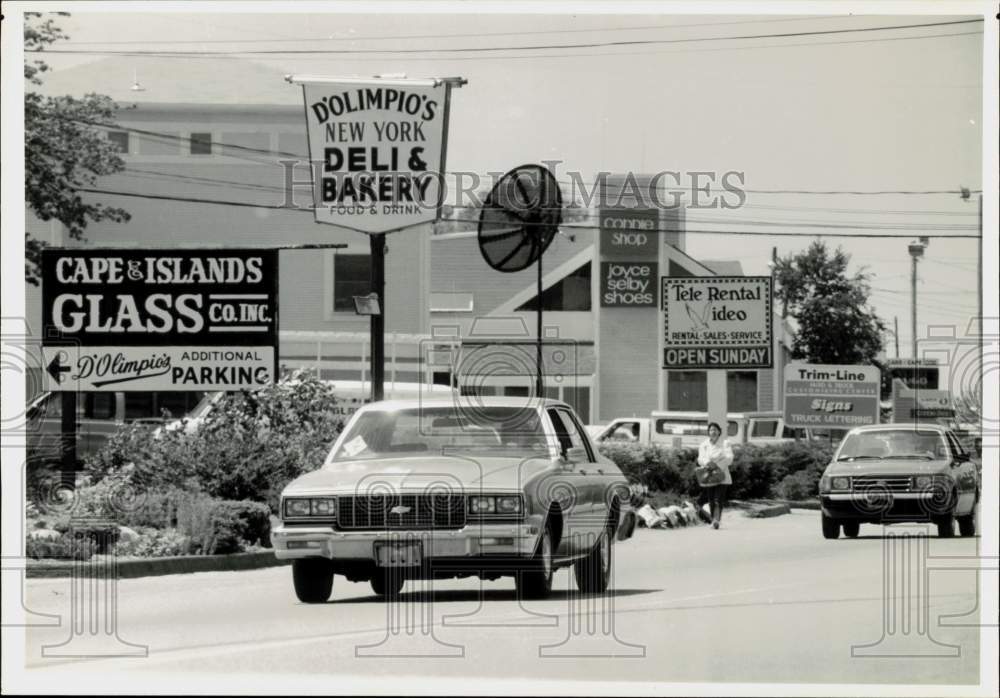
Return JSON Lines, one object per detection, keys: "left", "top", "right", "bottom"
{"left": 953, "top": 452, "right": 970, "bottom": 464}
{"left": 564, "top": 446, "right": 587, "bottom": 464}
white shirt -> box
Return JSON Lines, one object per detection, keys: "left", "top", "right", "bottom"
{"left": 697, "top": 437, "right": 734, "bottom": 486}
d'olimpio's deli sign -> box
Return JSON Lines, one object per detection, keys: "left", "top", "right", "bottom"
{"left": 295, "top": 78, "right": 453, "bottom": 233}
{"left": 41, "top": 249, "right": 278, "bottom": 391}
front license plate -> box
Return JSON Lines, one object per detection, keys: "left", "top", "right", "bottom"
{"left": 375, "top": 542, "right": 423, "bottom": 568}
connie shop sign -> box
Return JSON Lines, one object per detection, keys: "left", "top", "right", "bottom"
{"left": 41, "top": 249, "right": 278, "bottom": 391}
{"left": 599, "top": 207, "right": 659, "bottom": 258}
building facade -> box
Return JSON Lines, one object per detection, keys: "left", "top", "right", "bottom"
{"left": 25, "top": 58, "right": 793, "bottom": 424}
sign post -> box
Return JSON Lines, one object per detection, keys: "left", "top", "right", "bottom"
{"left": 290, "top": 75, "right": 465, "bottom": 401}
{"left": 662, "top": 275, "right": 773, "bottom": 433}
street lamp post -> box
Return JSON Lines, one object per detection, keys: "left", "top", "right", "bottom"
{"left": 908, "top": 238, "right": 928, "bottom": 385}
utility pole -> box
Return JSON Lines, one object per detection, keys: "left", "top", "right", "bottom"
{"left": 370, "top": 234, "right": 386, "bottom": 402}
{"left": 908, "top": 238, "right": 928, "bottom": 390}
{"left": 893, "top": 316, "right": 900, "bottom": 358}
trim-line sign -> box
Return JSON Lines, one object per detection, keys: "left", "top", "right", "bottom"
{"left": 41, "top": 249, "right": 278, "bottom": 391}
{"left": 784, "top": 363, "right": 881, "bottom": 428}
{"left": 661, "top": 276, "right": 772, "bottom": 369}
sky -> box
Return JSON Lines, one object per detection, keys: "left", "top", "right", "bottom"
{"left": 8, "top": 4, "right": 993, "bottom": 376}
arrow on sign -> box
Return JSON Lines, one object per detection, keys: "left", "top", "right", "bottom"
{"left": 46, "top": 352, "right": 71, "bottom": 384}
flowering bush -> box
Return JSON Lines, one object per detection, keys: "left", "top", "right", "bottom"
{"left": 87, "top": 374, "right": 347, "bottom": 511}
{"left": 115, "top": 528, "right": 191, "bottom": 558}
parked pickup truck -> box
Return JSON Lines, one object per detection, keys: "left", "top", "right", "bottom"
{"left": 592, "top": 410, "right": 839, "bottom": 448}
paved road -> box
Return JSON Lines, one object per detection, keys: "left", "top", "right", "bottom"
{"left": 18, "top": 511, "right": 983, "bottom": 688}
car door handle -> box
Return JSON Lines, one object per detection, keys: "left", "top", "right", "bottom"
{"left": 597, "top": 468, "right": 605, "bottom": 475}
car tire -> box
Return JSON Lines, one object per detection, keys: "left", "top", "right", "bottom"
{"left": 292, "top": 558, "right": 334, "bottom": 604}
{"left": 516, "top": 519, "right": 555, "bottom": 600}
{"left": 822, "top": 514, "right": 841, "bottom": 540}
{"left": 842, "top": 521, "right": 860, "bottom": 538}
{"left": 957, "top": 510, "right": 976, "bottom": 537}
{"left": 935, "top": 514, "right": 955, "bottom": 538}
{"left": 371, "top": 571, "right": 405, "bottom": 598}
{"left": 574, "top": 525, "right": 613, "bottom": 594}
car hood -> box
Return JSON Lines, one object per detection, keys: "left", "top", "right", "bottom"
{"left": 282, "top": 454, "right": 554, "bottom": 495}
{"left": 824, "top": 458, "right": 952, "bottom": 477}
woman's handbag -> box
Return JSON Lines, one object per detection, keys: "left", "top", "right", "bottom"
{"left": 696, "top": 462, "right": 725, "bottom": 487}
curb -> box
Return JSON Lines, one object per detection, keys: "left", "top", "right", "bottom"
{"left": 742, "top": 502, "right": 792, "bottom": 519}
{"left": 26, "top": 551, "right": 290, "bottom": 579}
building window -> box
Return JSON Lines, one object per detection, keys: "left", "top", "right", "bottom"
{"left": 430, "top": 292, "right": 474, "bottom": 313}
{"left": 83, "top": 393, "right": 115, "bottom": 420}
{"left": 516, "top": 263, "right": 591, "bottom": 311}
{"left": 333, "top": 254, "right": 371, "bottom": 313}
{"left": 107, "top": 130, "right": 130, "bottom": 153}
{"left": 190, "top": 132, "right": 212, "bottom": 155}
{"left": 666, "top": 370, "right": 758, "bottom": 412}
{"left": 728, "top": 371, "right": 758, "bottom": 413}
{"left": 667, "top": 371, "right": 707, "bottom": 411}
{"left": 563, "top": 386, "right": 590, "bottom": 423}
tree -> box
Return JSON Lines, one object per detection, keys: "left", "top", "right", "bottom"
{"left": 24, "top": 12, "right": 130, "bottom": 285}
{"left": 774, "top": 240, "right": 886, "bottom": 365}
{"left": 953, "top": 387, "right": 981, "bottom": 425}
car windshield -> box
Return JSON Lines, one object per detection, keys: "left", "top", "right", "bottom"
{"left": 836, "top": 429, "right": 947, "bottom": 461}
{"left": 327, "top": 406, "right": 550, "bottom": 462}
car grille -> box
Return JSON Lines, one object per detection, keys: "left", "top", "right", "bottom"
{"left": 336, "top": 494, "right": 467, "bottom": 530}
{"left": 851, "top": 476, "right": 912, "bottom": 493}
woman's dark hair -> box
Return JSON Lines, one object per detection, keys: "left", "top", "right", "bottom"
{"left": 707, "top": 421, "right": 723, "bottom": 434}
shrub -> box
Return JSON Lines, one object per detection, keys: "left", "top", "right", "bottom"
{"left": 25, "top": 532, "right": 99, "bottom": 561}
{"left": 115, "top": 528, "right": 191, "bottom": 558}
{"left": 598, "top": 439, "right": 834, "bottom": 501}
{"left": 86, "top": 374, "right": 346, "bottom": 510}
{"left": 776, "top": 470, "right": 817, "bottom": 501}
{"left": 176, "top": 495, "right": 272, "bottom": 555}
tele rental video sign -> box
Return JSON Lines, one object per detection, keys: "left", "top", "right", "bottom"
{"left": 41, "top": 249, "right": 278, "bottom": 391}
{"left": 661, "top": 276, "right": 772, "bottom": 369}
{"left": 783, "top": 363, "right": 881, "bottom": 428}
{"left": 295, "top": 77, "right": 451, "bottom": 233}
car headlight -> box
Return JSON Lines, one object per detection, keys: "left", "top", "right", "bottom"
{"left": 496, "top": 496, "right": 523, "bottom": 514}
{"left": 912, "top": 475, "right": 932, "bottom": 489}
{"left": 831, "top": 476, "right": 851, "bottom": 491}
{"left": 311, "top": 498, "right": 337, "bottom": 516}
{"left": 283, "top": 497, "right": 336, "bottom": 518}
{"left": 469, "top": 496, "right": 496, "bottom": 514}
{"left": 468, "top": 495, "right": 524, "bottom": 516}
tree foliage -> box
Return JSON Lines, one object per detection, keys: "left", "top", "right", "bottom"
{"left": 774, "top": 241, "right": 886, "bottom": 365}
{"left": 24, "top": 12, "right": 130, "bottom": 285}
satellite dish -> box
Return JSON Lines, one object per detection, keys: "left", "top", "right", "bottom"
{"left": 477, "top": 164, "right": 562, "bottom": 273}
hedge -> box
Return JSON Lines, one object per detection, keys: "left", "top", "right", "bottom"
{"left": 598, "top": 440, "right": 834, "bottom": 500}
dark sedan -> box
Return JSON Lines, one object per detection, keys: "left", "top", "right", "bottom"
{"left": 818, "top": 423, "right": 980, "bottom": 539}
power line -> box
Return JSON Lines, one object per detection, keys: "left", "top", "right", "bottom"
{"left": 27, "top": 19, "right": 984, "bottom": 56}
{"left": 451, "top": 216, "right": 979, "bottom": 238}
{"left": 80, "top": 187, "right": 299, "bottom": 211}
{"left": 74, "top": 188, "right": 983, "bottom": 240}
{"left": 115, "top": 167, "right": 981, "bottom": 232}
{"left": 57, "top": 16, "right": 848, "bottom": 45}
{"left": 63, "top": 117, "right": 982, "bottom": 199}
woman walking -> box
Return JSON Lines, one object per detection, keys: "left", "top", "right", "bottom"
{"left": 696, "top": 422, "right": 734, "bottom": 529}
